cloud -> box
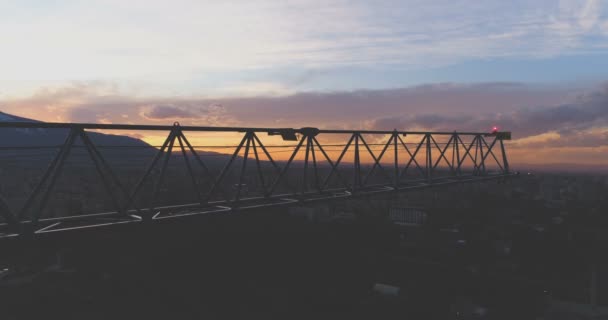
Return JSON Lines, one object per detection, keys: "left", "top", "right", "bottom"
{"left": 513, "top": 129, "right": 608, "bottom": 148}
{"left": 140, "top": 103, "right": 234, "bottom": 126}
{"left": 1, "top": 0, "right": 607, "bottom": 83}
{"left": 141, "top": 105, "right": 198, "bottom": 119}
{"left": 0, "top": 81, "right": 588, "bottom": 129}
{"left": 366, "top": 83, "right": 608, "bottom": 146}
{"left": 514, "top": 89, "right": 608, "bottom": 136}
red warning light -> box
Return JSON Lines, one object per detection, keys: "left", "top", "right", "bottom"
{"left": 491, "top": 126, "right": 498, "bottom": 133}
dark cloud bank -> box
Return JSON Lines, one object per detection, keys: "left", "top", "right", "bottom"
{"left": 70, "top": 82, "right": 605, "bottom": 147}
{"left": 368, "top": 84, "right": 608, "bottom": 143}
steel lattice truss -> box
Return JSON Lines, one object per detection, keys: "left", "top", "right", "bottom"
{"left": 0, "top": 122, "right": 514, "bottom": 237}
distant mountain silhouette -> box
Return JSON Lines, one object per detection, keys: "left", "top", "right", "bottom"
{"left": 0, "top": 111, "right": 150, "bottom": 148}
{"left": 0, "top": 111, "right": 234, "bottom": 169}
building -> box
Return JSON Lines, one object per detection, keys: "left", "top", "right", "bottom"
{"left": 388, "top": 207, "right": 428, "bottom": 227}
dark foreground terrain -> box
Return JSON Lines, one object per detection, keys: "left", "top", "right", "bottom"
{"left": 2, "top": 172, "right": 608, "bottom": 319}
{"left": 0, "top": 206, "right": 552, "bottom": 320}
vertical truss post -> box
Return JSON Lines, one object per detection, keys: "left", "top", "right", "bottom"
{"left": 234, "top": 131, "right": 252, "bottom": 204}
{"left": 298, "top": 127, "right": 321, "bottom": 196}
{"left": 250, "top": 134, "right": 268, "bottom": 197}
{"left": 453, "top": 132, "right": 461, "bottom": 177}
{"left": 500, "top": 138, "right": 510, "bottom": 174}
{"left": 302, "top": 135, "right": 311, "bottom": 195}
{"left": 353, "top": 133, "right": 361, "bottom": 192}
{"left": 177, "top": 134, "right": 203, "bottom": 206}
{"left": 147, "top": 128, "right": 177, "bottom": 219}
{"left": 478, "top": 135, "right": 486, "bottom": 175}
{"left": 426, "top": 134, "right": 432, "bottom": 183}
{"left": 472, "top": 135, "right": 480, "bottom": 175}
{"left": 309, "top": 137, "right": 321, "bottom": 193}
{"left": 393, "top": 132, "right": 399, "bottom": 188}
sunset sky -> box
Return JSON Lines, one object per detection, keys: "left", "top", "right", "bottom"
{"left": 0, "top": 0, "right": 607, "bottom": 169}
